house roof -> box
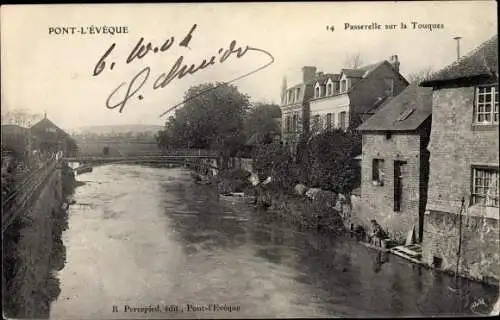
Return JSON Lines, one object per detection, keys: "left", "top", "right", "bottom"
{"left": 315, "top": 73, "right": 340, "bottom": 85}
{"left": 421, "top": 34, "right": 498, "bottom": 86}
{"left": 30, "top": 118, "right": 69, "bottom": 138}
{"left": 357, "top": 83, "right": 432, "bottom": 132}
{"left": 341, "top": 68, "right": 366, "bottom": 78}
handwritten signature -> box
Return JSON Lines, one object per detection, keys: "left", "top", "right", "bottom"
{"left": 92, "top": 24, "right": 275, "bottom": 117}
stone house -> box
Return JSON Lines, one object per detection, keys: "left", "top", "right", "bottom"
{"left": 309, "top": 55, "right": 409, "bottom": 134}
{"left": 30, "top": 115, "right": 77, "bottom": 156}
{"left": 419, "top": 34, "right": 499, "bottom": 284}
{"left": 280, "top": 67, "right": 316, "bottom": 155}
{"left": 355, "top": 84, "right": 433, "bottom": 243}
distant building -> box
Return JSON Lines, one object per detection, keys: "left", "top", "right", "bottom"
{"left": 30, "top": 115, "right": 77, "bottom": 155}
{"left": 356, "top": 84, "right": 433, "bottom": 243}
{"left": 419, "top": 35, "right": 499, "bottom": 283}
{"left": 310, "top": 55, "right": 408, "bottom": 134}
{"left": 280, "top": 67, "right": 316, "bottom": 155}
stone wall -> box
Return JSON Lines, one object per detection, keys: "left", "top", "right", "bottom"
{"left": 3, "top": 166, "right": 71, "bottom": 318}
{"left": 352, "top": 132, "right": 423, "bottom": 243}
{"left": 422, "top": 84, "right": 499, "bottom": 284}
{"left": 421, "top": 210, "right": 500, "bottom": 285}
{"left": 426, "top": 86, "right": 498, "bottom": 215}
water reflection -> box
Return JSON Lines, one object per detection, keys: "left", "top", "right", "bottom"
{"left": 51, "top": 165, "right": 498, "bottom": 319}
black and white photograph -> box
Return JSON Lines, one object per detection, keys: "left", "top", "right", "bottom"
{"left": 1, "top": 1, "right": 499, "bottom": 318}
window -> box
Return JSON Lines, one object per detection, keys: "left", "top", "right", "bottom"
{"left": 475, "top": 85, "right": 498, "bottom": 124}
{"left": 472, "top": 167, "right": 499, "bottom": 207}
{"left": 296, "top": 88, "right": 301, "bottom": 101}
{"left": 286, "top": 116, "right": 292, "bottom": 133}
{"left": 292, "top": 114, "right": 298, "bottom": 132}
{"left": 315, "top": 86, "right": 320, "bottom": 98}
{"left": 312, "top": 115, "right": 321, "bottom": 132}
{"left": 339, "top": 111, "right": 347, "bottom": 130}
{"left": 327, "top": 83, "right": 333, "bottom": 96}
{"left": 288, "top": 91, "right": 293, "bottom": 104}
{"left": 372, "top": 159, "right": 385, "bottom": 186}
{"left": 341, "top": 80, "right": 347, "bottom": 93}
{"left": 326, "top": 113, "right": 332, "bottom": 130}
{"left": 398, "top": 108, "right": 415, "bottom": 121}
{"left": 394, "top": 160, "right": 407, "bottom": 212}
{"left": 335, "top": 82, "right": 340, "bottom": 92}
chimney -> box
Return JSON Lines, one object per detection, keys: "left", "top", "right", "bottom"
{"left": 281, "top": 76, "right": 287, "bottom": 104}
{"left": 302, "top": 66, "right": 317, "bottom": 84}
{"left": 390, "top": 55, "right": 400, "bottom": 73}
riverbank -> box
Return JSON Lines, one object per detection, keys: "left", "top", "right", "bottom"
{"left": 2, "top": 162, "right": 77, "bottom": 318}
{"left": 192, "top": 164, "right": 499, "bottom": 295}
{"left": 254, "top": 184, "right": 346, "bottom": 234}
{"left": 190, "top": 162, "right": 347, "bottom": 235}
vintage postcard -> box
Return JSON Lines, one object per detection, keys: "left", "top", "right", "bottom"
{"left": 1, "top": 1, "right": 499, "bottom": 319}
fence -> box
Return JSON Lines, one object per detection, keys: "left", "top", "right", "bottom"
{"left": 2, "top": 160, "right": 58, "bottom": 233}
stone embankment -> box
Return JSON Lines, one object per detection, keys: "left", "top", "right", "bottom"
{"left": 2, "top": 162, "right": 76, "bottom": 318}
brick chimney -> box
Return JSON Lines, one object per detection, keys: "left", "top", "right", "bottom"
{"left": 389, "top": 55, "right": 400, "bottom": 73}
{"left": 302, "top": 66, "right": 317, "bottom": 84}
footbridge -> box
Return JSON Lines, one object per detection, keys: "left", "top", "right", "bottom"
{"left": 63, "top": 149, "right": 220, "bottom": 166}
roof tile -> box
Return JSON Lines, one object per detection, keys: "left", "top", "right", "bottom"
{"left": 357, "top": 84, "right": 432, "bottom": 131}
{"left": 421, "top": 35, "right": 498, "bottom": 86}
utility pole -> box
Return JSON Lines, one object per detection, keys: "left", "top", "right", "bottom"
{"left": 454, "top": 36, "right": 463, "bottom": 61}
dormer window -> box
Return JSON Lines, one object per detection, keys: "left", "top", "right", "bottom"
{"left": 327, "top": 83, "right": 333, "bottom": 95}
{"left": 474, "top": 85, "right": 498, "bottom": 124}
{"left": 341, "top": 80, "right": 347, "bottom": 93}
{"left": 315, "top": 86, "right": 321, "bottom": 98}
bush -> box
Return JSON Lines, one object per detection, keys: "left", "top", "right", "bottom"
{"left": 299, "top": 129, "right": 361, "bottom": 194}
{"left": 252, "top": 142, "right": 297, "bottom": 191}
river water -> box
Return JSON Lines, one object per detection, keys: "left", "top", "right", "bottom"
{"left": 50, "top": 165, "right": 498, "bottom": 318}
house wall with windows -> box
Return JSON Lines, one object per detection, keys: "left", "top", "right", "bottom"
{"left": 421, "top": 84, "right": 499, "bottom": 284}
{"left": 354, "top": 131, "right": 426, "bottom": 243}
{"left": 280, "top": 67, "right": 316, "bottom": 155}
{"left": 309, "top": 94, "right": 350, "bottom": 132}
{"left": 309, "top": 59, "right": 408, "bottom": 134}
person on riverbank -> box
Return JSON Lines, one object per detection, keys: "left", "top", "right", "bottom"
{"left": 369, "top": 219, "right": 387, "bottom": 247}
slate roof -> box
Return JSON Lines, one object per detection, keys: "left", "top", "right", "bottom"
{"left": 30, "top": 118, "right": 69, "bottom": 139}
{"left": 314, "top": 73, "right": 340, "bottom": 85}
{"left": 421, "top": 34, "right": 498, "bottom": 86}
{"left": 341, "top": 68, "right": 366, "bottom": 78}
{"left": 357, "top": 83, "right": 432, "bottom": 131}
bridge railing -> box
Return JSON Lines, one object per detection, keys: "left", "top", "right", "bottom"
{"left": 2, "top": 160, "right": 58, "bottom": 233}
{"left": 65, "top": 149, "right": 219, "bottom": 161}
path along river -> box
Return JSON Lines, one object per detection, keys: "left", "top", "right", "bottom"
{"left": 50, "top": 165, "right": 498, "bottom": 318}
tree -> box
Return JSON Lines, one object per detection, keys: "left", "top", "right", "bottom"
{"left": 1, "top": 108, "right": 42, "bottom": 127}
{"left": 157, "top": 82, "right": 250, "bottom": 167}
{"left": 243, "top": 102, "right": 281, "bottom": 145}
{"left": 344, "top": 52, "right": 364, "bottom": 69}
{"left": 306, "top": 128, "right": 361, "bottom": 193}
{"left": 406, "top": 67, "right": 434, "bottom": 84}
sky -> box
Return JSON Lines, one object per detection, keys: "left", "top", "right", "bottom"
{"left": 1, "top": 1, "right": 497, "bottom": 131}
